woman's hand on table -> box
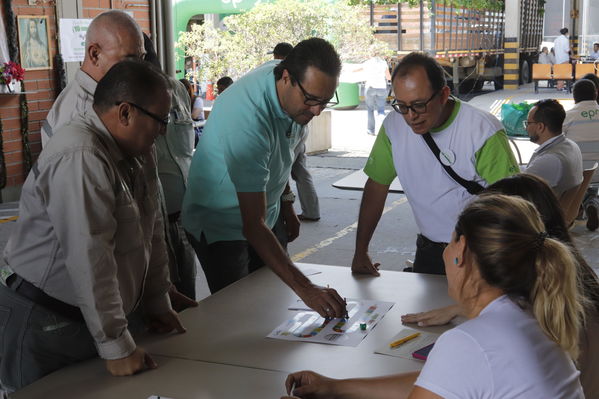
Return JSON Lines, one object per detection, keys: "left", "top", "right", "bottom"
{"left": 401, "top": 304, "right": 462, "bottom": 327}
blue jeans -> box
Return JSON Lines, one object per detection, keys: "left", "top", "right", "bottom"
{"left": 0, "top": 284, "right": 96, "bottom": 392}
{"left": 365, "top": 87, "right": 387, "bottom": 134}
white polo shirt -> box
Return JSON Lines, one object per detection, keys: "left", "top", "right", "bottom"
{"left": 364, "top": 99, "right": 518, "bottom": 242}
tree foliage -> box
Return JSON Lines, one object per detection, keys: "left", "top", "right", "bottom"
{"left": 177, "top": 0, "right": 390, "bottom": 82}
{"left": 347, "top": 0, "right": 505, "bottom": 10}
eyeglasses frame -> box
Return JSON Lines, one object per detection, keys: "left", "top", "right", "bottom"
{"left": 391, "top": 89, "right": 442, "bottom": 115}
{"left": 115, "top": 101, "right": 170, "bottom": 126}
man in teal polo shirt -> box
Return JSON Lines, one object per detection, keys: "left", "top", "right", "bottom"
{"left": 182, "top": 38, "right": 346, "bottom": 318}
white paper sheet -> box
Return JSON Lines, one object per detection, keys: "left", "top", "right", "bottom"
{"left": 269, "top": 299, "right": 394, "bottom": 347}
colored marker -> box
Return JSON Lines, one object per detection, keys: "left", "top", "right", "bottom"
{"left": 389, "top": 332, "right": 420, "bottom": 348}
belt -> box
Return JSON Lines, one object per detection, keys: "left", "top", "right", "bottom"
{"left": 6, "top": 274, "right": 84, "bottom": 322}
{"left": 418, "top": 234, "right": 448, "bottom": 247}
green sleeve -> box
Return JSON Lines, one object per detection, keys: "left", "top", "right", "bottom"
{"left": 363, "top": 125, "right": 397, "bottom": 185}
{"left": 475, "top": 129, "right": 520, "bottom": 184}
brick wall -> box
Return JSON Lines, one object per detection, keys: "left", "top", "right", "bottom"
{"left": 0, "top": 0, "right": 150, "bottom": 194}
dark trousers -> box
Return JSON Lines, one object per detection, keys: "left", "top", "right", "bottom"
{"left": 0, "top": 283, "right": 96, "bottom": 392}
{"left": 413, "top": 234, "right": 447, "bottom": 275}
{"left": 166, "top": 214, "right": 197, "bottom": 300}
{"left": 187, "top": 233, "right": 265, "bottom": 294}
{"left": 187, "top": 216, "right": 288, "bottom": 294}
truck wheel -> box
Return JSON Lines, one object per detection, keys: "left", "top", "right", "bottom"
{"left": 520, "top": 60, "right": 531, "bottom": 84}
{"left": 494, "top": 76, "right": 504, "bottom": 90}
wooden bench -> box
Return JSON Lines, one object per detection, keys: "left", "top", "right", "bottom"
{"left": 532, "top": 63, "right": 552, "bottom": 94}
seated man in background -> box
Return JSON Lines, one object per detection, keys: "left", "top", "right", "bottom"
{"left": 563, "top": 79, "right": 599, "bottom": 230}
{"left": 589, "top": 42, "right": 599, "bottom": 60}
{"left": 581, "top": 73, "right": 599, "bottom": 104}
{"left": 523, "top": 99, "right": 583, "bottom": 197}
{"left": 0, "top": 60, "right": 186, "bottom": 392}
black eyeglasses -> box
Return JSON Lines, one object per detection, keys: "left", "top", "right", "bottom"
{"left": 292, "top": 76, "right": 339, "bottom": 107}
{"left": 116, "top": 101, "right": 170, "bottom": 126}
{"left": 523, "top": 120, "right": 540, "bottom": 128}
{"left": 391, "top": 90, "right": 440, "bottom": 115}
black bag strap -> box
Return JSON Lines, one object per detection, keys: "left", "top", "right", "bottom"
{"left": 422, "top": 132, "right": 484, "bottom": 195}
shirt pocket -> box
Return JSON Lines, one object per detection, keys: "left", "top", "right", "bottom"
{"left": 113, "top": 194, "right": 143, "bottom": 254}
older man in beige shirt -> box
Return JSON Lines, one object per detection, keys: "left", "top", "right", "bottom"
{"left": 1, "top": 60, "right": 186, "bottom": 393}
{"left": 41, "top": 10, "right": 145, "bottom": 145}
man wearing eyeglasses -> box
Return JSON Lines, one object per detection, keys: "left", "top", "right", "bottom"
{"left": 182, "top": 38, "right": 347, "bottom": 318}
{"left": 523, "top": 99, "right": 582, "bottom": 197}
{"left": 0, "top": 60, "right": 187, "bottom": 392}
{"left": 352, "top": 52, "right": 518, "bottom": 276}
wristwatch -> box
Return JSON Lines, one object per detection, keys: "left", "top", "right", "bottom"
{"left": 281, "top": 191, "right": 296, "bottom": 203}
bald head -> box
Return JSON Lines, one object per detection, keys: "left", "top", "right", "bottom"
{"left": 82, "top": 10, "right": 145, "bottom": 82}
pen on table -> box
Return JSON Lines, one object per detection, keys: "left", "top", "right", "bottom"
{"left": 343, "top": 297, "right": 349, "bottom": 319}
{"left": 389, "top": 332, "right": 420, "bottom": 348}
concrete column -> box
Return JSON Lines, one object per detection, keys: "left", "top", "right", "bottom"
{"left": 503, "top": 0, "right": 521, "bottom": 90}
{"left": 570, "top": 0, "right": 579, "bottom": 56}
{"left": 55, "top": 0, "right": 84, "bottom": 85}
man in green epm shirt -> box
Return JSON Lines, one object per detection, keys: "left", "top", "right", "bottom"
{"left": 352, "top": 52, "right": 518, "bottom": 276}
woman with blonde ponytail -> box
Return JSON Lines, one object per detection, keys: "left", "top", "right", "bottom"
{"left": 402, "top": 173, "right": 599, "bottom": 398}
{"left": 283, "top": 194, "right": 584, "bottom": 399}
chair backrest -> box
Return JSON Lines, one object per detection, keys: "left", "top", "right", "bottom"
{"left": 553, "top": 63, "right": 573, "bottom": 80}
{"left": 575, "top": 63, "right": 597, "bottom": 79}
{"left": 532, "top": 63, "right": 552, "bottom": 80}
{"left": 560, "top": 162, "right": 599, "bottom": 226}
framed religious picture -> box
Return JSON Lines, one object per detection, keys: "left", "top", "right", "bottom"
{"left": 17, "top": 15, "right": 52, "bottom": 70}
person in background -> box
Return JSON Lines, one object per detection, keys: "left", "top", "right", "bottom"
{"left": 549, "top": 47, "right": 557, "bottom": 64}
{"left": 180, "top": 78, "right": 205, "bottom": 145}
{"left": 589, "top": 42, "right": 599, "bottom": 60}
{"left": 522, "top": 99, "right": 583, "bottom": 197}
{"left": 0, "top": 59, "right": 187, "bottom": 392}
{"left": 269, "top": 42, "right": 294, "bottom": 60}
{"left": 144, "top": 34, "right": 199, "bottom": 303}
{"left": 363, "top": 54, "right": 391, "bottom": 136}
{"left": 538, "top": 46, "right": 553, "bottom": 64}
{"left": 553, "top": 27, "right": 571, "bottom": 91}
{"left": 402, "top": 173, "right": 599, "bottom": 399}
{"left": 563, "top": 79, "right": 599, "bottom": 231}
{"left": 538, "top": 47, "right": 555, "bottom": 87}
{"left": 216, "top": 76, "right": 233, "bottom": 95}
{"left": 581, "top": 72, "right": 599, "bottom": 105}
{"left": 284, "top": 194, "right": 586, "bottom": 399}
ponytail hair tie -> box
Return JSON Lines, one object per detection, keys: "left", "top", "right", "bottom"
{"left": 535, "top": 231, "right": 548, "bottom": 249}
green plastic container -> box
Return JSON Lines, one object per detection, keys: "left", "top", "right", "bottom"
{"left": 333, "top": 82, "right": 360, "bottom": 110}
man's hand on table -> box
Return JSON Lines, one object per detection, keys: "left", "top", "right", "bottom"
{"left": 168, "top": 285, "right": 199, "bottom": 312}
{"left": 351, "top": 252, "right": 381, "bottom": 276}
{"left": 297, "top": 284, "right": 347, "bottom": 318}
{"left": 145, "top": 309, "right": 187, "bottom": 334}
{"left": 105, "top": 347, "right": 156, "bottom": 376}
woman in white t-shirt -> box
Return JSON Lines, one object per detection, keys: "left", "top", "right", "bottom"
{"left": 402, "top": 173, "right": 599, "bottom": 398}
{"left": 283, "top": 194, "right": 585, "bottom": 399}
